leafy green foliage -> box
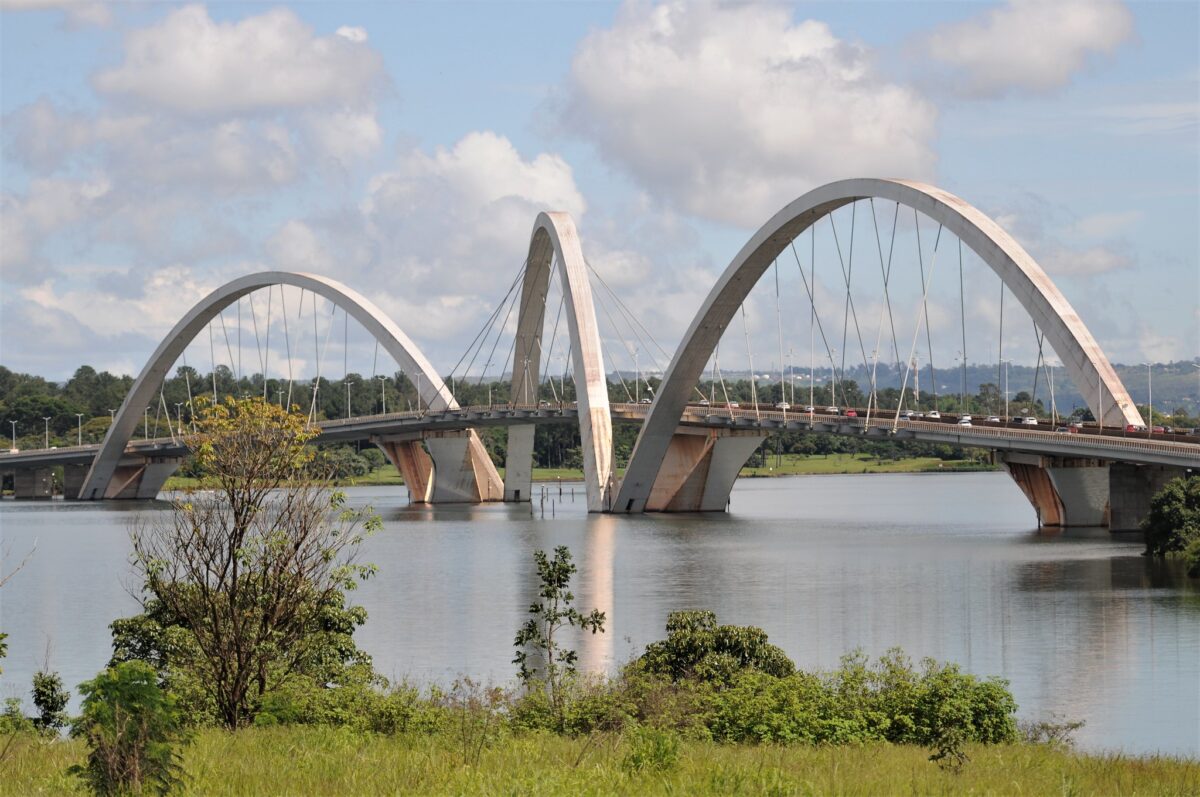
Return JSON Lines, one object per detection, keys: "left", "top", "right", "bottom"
{"left": 130, "top": 397, "right": 379, "bottom": 729}
{"left": 69, "top": 661, "right": 191, "bottom": 796}
{"left": 637, "top": 610, "right": 795, "bottom": 684}
{"left": 622, "top": 724, "right": 680, "bottom": 773}
{"left": 31, "top": 671, "right": 70, "bottom": 734}
{"left": 513, "top": 546, "right": 605, "bottom": 727}
{"left": 1143, "top": 476, "right": 1200, "bottom": 577}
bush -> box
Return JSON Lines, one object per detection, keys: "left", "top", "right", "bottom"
{"left": 32, "top": 670, "right": 70, "bottom": 734}
{"left": 1143, "top": 476, "right": 1200, "bottom": 564}
{"left": 638, "top": 610, "right": 795, "bottom": 685}
{"left": 622, "top": 724, "right": 680, "bottom": 773}
{"left": 69, "top": 661, "right": 191, "bottom": 796}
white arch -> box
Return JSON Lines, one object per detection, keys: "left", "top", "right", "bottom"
{"left": 614, "top": 178, "right": 1141, "bottom": 513}
{"left": 79, "top": 271, "right": 499, "bottom": 499}
{"left": 503, "top": 212, "right": 614, "bottom": 512}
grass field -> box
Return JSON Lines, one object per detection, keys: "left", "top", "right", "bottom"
{"left": 162, "top": 454, "right": 993, "bottom": 491}
{"left": 2, "top": 727, "right": 1195, "bottom": 796}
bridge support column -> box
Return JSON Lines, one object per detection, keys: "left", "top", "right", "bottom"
{"left": 63, "top": 464, "right": 90, "bottom": 500}
{"left": 374, "top": 436, "right": 434, "bottom": 503}
{"left": 13, "top": 468, "right": 54, "bottom": 499}
{"left": 375, "top": 431, "right": 502, "bottom": 505}
{"left": 999, "top": 453, "right": 1110, "bottom": 528}
{"left": 643, "top": 428, "right": 766, "bottom": 512}
{"left": 103, "top": 457, "right": 182, "bottom": 499}
{"left": 1109, "top": 463, "right": 1189, "bottom": 532}
{"left": 424, "top": 430, "right": 504, "bottom": 504}
{"left": 504, "top": 425, "right": 535, "bottom": 503}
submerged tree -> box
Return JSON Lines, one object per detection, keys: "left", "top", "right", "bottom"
{"left": 130, "top": 397, "right": 379, "bottom": 729}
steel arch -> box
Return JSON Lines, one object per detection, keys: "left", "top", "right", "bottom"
{"left": 613, "top": 178, "right": 1141, "bottom": 513}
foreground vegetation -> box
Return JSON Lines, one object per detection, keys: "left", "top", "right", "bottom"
{"left": 4, "top": 727, "right": 1198, "bottom": 796}
{"left": 4, "top": 398, "right": 1196, "bottom": 795}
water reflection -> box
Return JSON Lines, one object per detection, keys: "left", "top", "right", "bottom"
{"left": 1, "top": 472, "right": 1197, "bottom": 755}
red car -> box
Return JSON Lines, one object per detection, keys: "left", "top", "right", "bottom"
{"left": 842, "top": 408, "right": 858, "bottom": 417}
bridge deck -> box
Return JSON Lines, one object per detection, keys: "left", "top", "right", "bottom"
{"left": 3, "top": 403, "right": 1198, "bottom": 471}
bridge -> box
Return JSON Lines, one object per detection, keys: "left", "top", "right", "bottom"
{"left": 3, "top": 178, "right": 1196, "bottom": 529}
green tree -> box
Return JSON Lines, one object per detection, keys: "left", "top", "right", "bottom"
{"left": 70, "top": 661, "right": 190, "bottom": 796}
{"left": 130, "top": 397, "right": 379, "bottom": 728}
{"left": 513, "top": 546, "right": 605, "bottom": 725}
{"left": 1143, "top": 476, "right": 1200, "bottom": 577}
{"left": 32, "top": 671, "right": 70, "bottom": 734}
{"left": 637, "top": 610, "right": 795, "bottom": 685}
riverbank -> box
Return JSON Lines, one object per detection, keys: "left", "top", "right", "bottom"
{"left": 2, "top": 727, "right": 1195, "bottom": 795}
{"left": 161, "top": 453, "right": 995, "bottom": 490}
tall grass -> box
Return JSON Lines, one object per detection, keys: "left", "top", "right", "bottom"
{"left": 3, "top": 727, "right": 1196, "bottom": 796}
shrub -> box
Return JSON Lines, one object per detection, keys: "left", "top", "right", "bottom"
{"left": 69, "top": 661, "right": 191, "bottom": 796}
{"left": 622, "top": 724, "right": 680, "bottom": 773}
{"left": 32, "top": 670, "right": 70, "bottom": 734}
{"left": 637, "top": 610, "right": 795, "bottom": 685}
{"left": 1143, "top": 476, "right": 1200, "bottom": 563}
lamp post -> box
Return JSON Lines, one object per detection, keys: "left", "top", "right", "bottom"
{"left": 108, "top": 408, "right": 115, "bottom": 423}
{"left": 416, "top": 373, "right": 422, "bottom": 413}
{"left": 75, "top": 413, "right": 84, "bottom": 446}
{"left": 174, "top": 403, "right": 183, "bottom": 437}
{"left": 377, "top": 375, "right": 387, "bottom": 414}
{"left": 144, "top": 407, "right": 149, "bottom": 439}
{"left": 1000, "top": 359, "right": 1011, "bottom": 422}
{"left": 635, "top": 346, "right": 640, "bottom": 404}
{"left": 1143, "top": 362, "right": 1153, "bottom": 437}
{"left": 43, "top": 416, "right": 51, "bottom": 449}
{"left": 9, "top": 420, "right": 16, "bottom": 450}
{"left": 344, "top": 379, "right": 354, "bottom": 419}
{"left": 277, "top": 388, "right": 284, "bottom": 408}
{"left": 956, "top": 350, "right": 965, "bottom": 413}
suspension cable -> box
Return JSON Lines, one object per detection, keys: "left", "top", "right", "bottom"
{"left": 914, "top": 211, "right": 943, "bottom": 412}
{"left": 741, "top": 303, "right": 759, "bottom": 416}
{"left": 959, "top": 238, "right": 967, "bottom": 411}
{"left": 281, "top": 286, "right": 294, "bottom": 409}
{"left": 893, "top": 218, "right": 945, "bottom": 431}
{"left": 789, "top": 236, "right": 841, "bottom": 407}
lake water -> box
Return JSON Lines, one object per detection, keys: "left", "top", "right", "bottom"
{"left": 1, "top": 472, "right": 1197, "bottom": 755}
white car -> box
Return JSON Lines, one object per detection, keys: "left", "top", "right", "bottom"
{"left": 927, "top": 410, "right": 941, "bottom": 419}
{"left": 802, "top": 405, "right": 815, "bottom": 413}
{"left": 986, "top": 415, "right": 1001, "bottom": 423}
{"left": 959, "top": 414, "right": 972, "bottom": 422}
{"left": 775, "top": 402, "right": 791, "bottom": 410}
{"left": 957, "top": 418, "right": 972, "bottom": 427}
{"left": 824, "top": 406, "right": 839, "bottom": 414}
{"left": 1021, "top": 417, "right": 1038, "bottom": 425}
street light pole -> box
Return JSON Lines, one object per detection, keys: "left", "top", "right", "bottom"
{"left": 344, "top": 379, "right": 354, "bottom": 419}
{"left": 144, "top": 407, "right": 149, "bottom": 439}
{"left": 108, "top": 409, "right": 115, "bottom": 423}
{"left": 75, "top": 413, "right": 84, "bottom": 446}
{"left": 377, "top": 376, "right": 387, "bottom": 414}
{"left": 1144, "top": 362, "right": 1153, "bottom": 437}
{"left": 43, "top": 416, "right": 51, "bottom": 449}
{"left": 9, "top": 420, "right": 16, "bottom": 450}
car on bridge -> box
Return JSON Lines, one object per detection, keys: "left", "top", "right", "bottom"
{"left": 802, "top": 405, "right": 815, "bottom": 413}
{"left": 1021, "top": 417, "right": 1039, "bottom": 425}
{"left": 927, "top": 410, "right": 941, "bottom": 419}
{"left": 775, "top": 401, "right": 791, "bottom": 410}
{"left": 958, "top": 418, "right": 972, "bottom": 427}
{"left": 842, "top": 408, "right": 858, "bottom": 417}
{"left": 986, "top": 415, "right": 1001, "bottom": 423}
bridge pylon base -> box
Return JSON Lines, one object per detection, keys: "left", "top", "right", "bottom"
{"left": 374, "top": 430, "right": 502, "bottom": 505}
{"left": 999, "top": 453, "right": 1111, "bottom": 528}
{"left": 13, "top": 467, "right": 54, "bottom": 499}
{"left": 643, "top": 428, "right": 766, "bottom": 512}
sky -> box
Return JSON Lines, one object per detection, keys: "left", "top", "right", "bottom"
{"left": 0, "top": 0, "right": 1197, "bottom": 388}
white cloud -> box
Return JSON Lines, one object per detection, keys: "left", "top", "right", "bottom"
{"left": 922, "top": 0, "right": 1133, "bottom": 98}
{"left": 1039, "top": 245, "right": 1133, "bottom": 277}
{"left": 0, "top": 0, "right": 110, "bottom": 27}
{"left": 561, "top": 0, "right": 937, "bottom": 227}
{"left": 0, "top": 176, "right": 112, "bottom": 277}
{"left": 1064, "top": 210, "right": 1142, "bottom": 239}
{"left": 93, "top": 5, "right": 384, "bottom": 116}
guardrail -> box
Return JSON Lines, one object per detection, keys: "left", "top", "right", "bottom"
{"left": 5, "top": 403, "right": 1197, "bottom": 465}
